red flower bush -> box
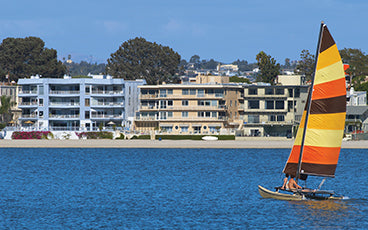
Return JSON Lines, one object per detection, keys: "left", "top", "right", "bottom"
{"left": 11, "top": 131, "right": 52, "bottom": 139}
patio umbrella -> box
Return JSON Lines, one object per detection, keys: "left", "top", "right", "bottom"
{"left": 24, "top": 120, "right": 34, "bottom": 124}
{"left": 107, "top": 121, "right": 115, "bottom": 125}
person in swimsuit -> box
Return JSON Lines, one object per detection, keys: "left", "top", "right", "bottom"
{"left": 288, "top": 176, "right": 302, "bottom": 190}
{"left": 281, "top": 174, "right": 289, "bottom": 190}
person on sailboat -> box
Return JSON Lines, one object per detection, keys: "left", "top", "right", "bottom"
{"left": 288, "top": 176, "right": 302, "bottom": 190}
{"left": 281, "top": 174, "right": 289, "bottom": 190}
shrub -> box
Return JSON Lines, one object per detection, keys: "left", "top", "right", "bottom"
{"left": 75, "top": 131, "right": 113, "bottom": 139}
{"left": 154, "top": 135, "right": 235, "bottom": 140}
{"left": 11, "top": 131, "right": 53, "bottom": 139}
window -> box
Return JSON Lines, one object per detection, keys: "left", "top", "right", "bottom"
{"left": 212, "top": 112, "right": 217, "bottom": 117}
{"left": 39, "top": 99, "right": 43, "bottom": 106}
{"left": 182, "top": 89, "right": 189, "bottom": 95}
{"left": 248, "top": 115, "right": 259, "bottom": 123}
{"left": 288, "top": 88, "right": 293, "bottom": 97}
{"left": 266, "top": 100, "right": 274, "bottom": 109}
{"left": 248, "top": 100, "right": 259, "bottom": 109}
{"left": 85, "top": 111, "right": 90, "bottom": 119}
{"left": 276, "top": 88, "right": 284, "bottom": 95}
{"left": 269, "top": 115, "right": 276, "bottom": 121}
{"left": 168, "top": 112, "right": 173, "bottom": 117}
{"left": 295, "top": 88, "right": 300, "bottom": 98}
{"left": 159, "top": 89, "right": 167, "bottom": 97}
{"left": 249, "top": 88, "right": 257, "bottom": 95}
{"left": 160, "top": 100, "right": 166, "bottom": 109}
{"left": 85, "top": 98, "right": 90, "bottom": 106}
{"left": 190, "top": 89, "right": 196, "bottom": 95}
{"left": 277, "top": 115, "right": 285, "bottom": 121}
{"left": 160, "top": 112, "right": 167, "bottom": 120}
{"left": 182, "top": 100, "right": 188, "bottom": 106}
{"left": 182, "top": 111, "right": 188, "bottom": 117}
{"left": 167, "top": 89, "right": 173, "bottom": 95}
{"left": 275, "top": 101, "right": 284, "bottom": 109}
{"left": 265, "top": 88, "right": 274, "bottom": 95}
{"left": 168, "top": 100, "right": 173, "bottom": 106}
{"left": 198, "top": 89, "right": 204, "bottom": 97}
{"left": 181, "top": 126, "right": 188, "bottom": 132}
{"left": 85, "top": 86, "right": 90, "bottom": 94}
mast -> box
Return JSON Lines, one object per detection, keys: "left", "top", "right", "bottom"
{"left": 295, "top": 22, "right": 325, "bottom": 183}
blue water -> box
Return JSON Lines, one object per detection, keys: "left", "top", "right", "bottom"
{"left": 0, "top": 148, "right": 366, "bottom": 229}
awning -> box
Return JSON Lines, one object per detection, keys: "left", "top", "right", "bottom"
{"left": 179, "top": 124, "right": 189, "bottom": 127}
{"left": 192, "top": 124, "right": 202, "bottom": 127}
{"left": 159, "top": 123, "right": 173, "bottom": 127}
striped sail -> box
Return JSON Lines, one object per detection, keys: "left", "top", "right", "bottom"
{"left": 283, "top": 24, "right": 346, "bottom": 177}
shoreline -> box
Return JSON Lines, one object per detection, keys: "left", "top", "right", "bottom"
{"left": 1, "top": 139, "right": 368, "bottom": 149}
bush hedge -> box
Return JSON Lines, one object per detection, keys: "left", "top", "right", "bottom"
{"left": 155, "top": 135, "right": 235, "bottom": 140}
{"left": 76, "top": 131, "right": 113, "bottom": 139}
{"left": 11, "top": 131, "right": 53, "bottom": 139}
{"left": 130, "top": 135, "right": 150, "bottom": 139}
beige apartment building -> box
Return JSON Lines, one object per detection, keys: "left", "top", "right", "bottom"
{"left": 240, "top": 82, "right": 309, "bottom": 137}
{"left": 134, "top": 74, "right": 309, "bottom": 137}
{"left": 134, "top": 75, "right": 242, "bottom": 135}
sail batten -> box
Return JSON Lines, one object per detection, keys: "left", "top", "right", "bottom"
{"left": 283, "top": 23, "right": 346, "bottom": 178}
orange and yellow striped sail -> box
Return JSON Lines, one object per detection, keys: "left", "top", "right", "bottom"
{"left": 283, "top": 24, "right": 346, "bottom": 177}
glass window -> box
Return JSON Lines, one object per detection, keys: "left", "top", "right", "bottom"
{"left": 168, "top": 100, "right": 173, "bottom": 106}
{"left": 275, "top": 88, "right": 284, "bottom": 95}
{"left": 277, "top": 115, "right": 285, "bottom": 121}
{"left": 168, "top": 112, "right": 173, "bottom": 117}
{"left": 181, "top": 126, "right": 188, "bottom": 132}
{"left": 248, "top": 100, "right": 259, "bottom": 109}
{"left": 182, "top": 100, "right": 188, "bottom": 106}
{"left": 269, "top": 115, "right": 276, "bottom": 121}
{"left": 248, "top": 115, "right": 259, "bottom": 123}
{"left": 275, "top": 101, "right": 284, "bottom": 109}
{"left": 190, "top": 89, "right": 196, "bottom": 95}
{"left": 159, "top": 89, "right": 167, "bottom": 97}
{"left": 182, "top": 111, "right": 188, "bottom": 117}
{"left": 167, "top": 89, "right": 173, "bottom": 95}
{"left": 249, "top": 88, "right": 257, "bottom": 95}
{"left": 265, "top": 88, "right": 274, "bottom": 95}
{"left": 182, "top": 89, "right": 189, "bottom": 95}
{"left": 198, "top": 89, "right": 204, "bottom": 97}
{"left": 266, "top": 100, "right": 274, "bottom": 109}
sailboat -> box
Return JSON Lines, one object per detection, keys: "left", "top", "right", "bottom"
{"left": 258, "top": 22, "right": 346, "bottom": 200}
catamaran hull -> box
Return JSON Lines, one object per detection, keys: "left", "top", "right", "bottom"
{"left": 258, "top": 185, "right": 343, "bottom": 201}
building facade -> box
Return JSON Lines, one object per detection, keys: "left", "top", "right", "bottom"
{"left": 134, "top": 75, "right": 309, "bottom": 137}
{"left": 135, "top": 75, "right": 242, "bottom": 135}
{"left": 17, "top": 75, "right": 145, "bottom": 131}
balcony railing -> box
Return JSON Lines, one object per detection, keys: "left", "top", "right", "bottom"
{"left": 140, "top": 93, "right": 224, "bottom": 99}
{"left": 49, "top": 90, "right": 80, "bottom": 95}
{"left": 91, "top": 90, "right": 124, "bottom": 95}
{"left": 91, "top": 115, "right": 123, "bottom": 119}
{"left": 19, "top": 90, "right": 38, "bottom": 94}
{"left": 49, "top": 102, "right": 80, "bottom": 106}
{"left": 49, "top": 114, "right": 80, "bottom": 119}
{"left": 19, "top": 102, "right": 38, "bottom": 106}
{"left": 91, "top": 102, "right": 124, "bottom": 107}
{"left": 135, "top": 116, "right": 227, "bottom": 121}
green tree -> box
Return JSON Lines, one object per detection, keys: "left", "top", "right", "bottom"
{"left": 201, "top": 59, "right": 219, "bottom": 70}
{"left": 256, "top": 51, "right": 280, "bottom": 84}
{"left": 229, "top": 76, "right": 251, "bottom": 83}
{"left": 0, "top": 95, "right": 15, "bottom": 123}
{"left": 106, "top": 37, "right": 181, "bottom": 85}
{"left": 232, "top": 59, "right": 257, "bottom": 72}
{"left": 294, "top": 49, "right": 315, "bottom": 81}
{"left": 0, "top": 37, "right": 66, "bottom": 82}
{"left": 339, "top": 48, "right": 368, "bottom": 78}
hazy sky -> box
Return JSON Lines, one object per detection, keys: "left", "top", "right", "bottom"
{"left": 1, "top": 0, "right": 367, "bottom": 64}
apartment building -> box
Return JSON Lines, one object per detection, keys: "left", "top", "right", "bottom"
{"left": 240, "top": 84, "right": 309, "bottom": 137}
{"left": 17, "top": 75, "right": 145, "bottom": 131}
{"left": 135, "top": 74, "right": 310, "bottom": 137}
{"left": 0, "top": 84, "right": 22, "bottom": 123}
{"left": 134, "top": 75, "right": 242, "bottom": 135}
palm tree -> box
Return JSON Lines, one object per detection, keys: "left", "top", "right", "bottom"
{"left": 0, "top": 95, "right": 16, "bottom": 124}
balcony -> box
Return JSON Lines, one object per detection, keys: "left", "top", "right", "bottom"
{"left": 90, "top": 102, "right": 124, "bottom": 107}
{"left": 49, "top": 114, "right": 80, "bottom": 119}
{"left": 139, "top": 105, "right": 226, "bottom": 111}
{"left": 19, "top": 90, "right": 38, "bottom": 95}
{"left": 91, "top": 90, "right": 124, "bottom": 96}
{"left": 49, "top": 102, "right": 80, "bottom": 107}
{"left": 49, "top": 90, "right": 80, "bottom": 95}
{"left": 19, "top": 114, "right": 38, "bottom": 119}
{"left": 90, "top": 115, "right": 123, "bottom": 119}
{"left": 18, "top": 102, "right": 38, "bottom": 108}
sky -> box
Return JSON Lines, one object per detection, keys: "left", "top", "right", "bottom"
{"left": 1, "top": 0, "right": 368, "bottom": 64}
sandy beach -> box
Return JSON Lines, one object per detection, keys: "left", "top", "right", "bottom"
{"left": 1, "top": 139, "right": 368, "bottom": 149}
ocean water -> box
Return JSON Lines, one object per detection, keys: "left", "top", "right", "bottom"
{"left": 0, "top": 148, "right": 366, "bottom": 229}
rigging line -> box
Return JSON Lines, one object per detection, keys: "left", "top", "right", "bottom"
{"left": 296, "top": 22, "right": 325, "bottom": 183}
